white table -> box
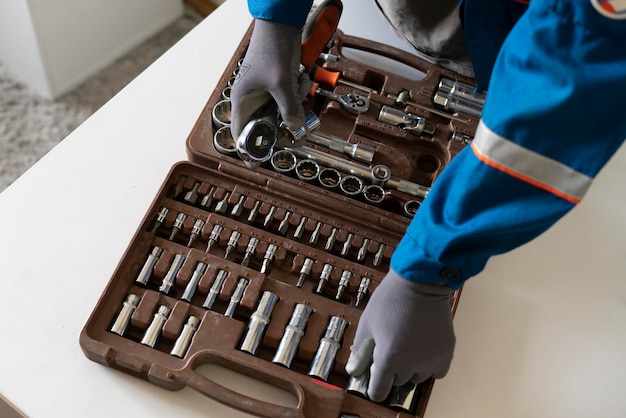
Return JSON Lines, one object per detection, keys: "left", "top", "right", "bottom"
{"left": 1, "top": 1, "right": 625, "bottom": 417}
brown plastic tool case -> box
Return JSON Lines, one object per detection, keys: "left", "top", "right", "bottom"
{"left": 80, "top": 23, "right": 480, "bottom": 418}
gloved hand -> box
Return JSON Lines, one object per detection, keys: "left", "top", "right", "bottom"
{"left": 230, "top": 19, "right": 312, "bottom": 145}
{"left": 346, "top": 269, "right": 456, "bottom": 402}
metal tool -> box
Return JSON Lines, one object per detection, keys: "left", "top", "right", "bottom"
{"left": 362, "top": 185, "right": 385, "bottom": 205}
{"left": 212, "top": 99, "right": 232, "bottom": 128}
{"left": 214, "top": 192, "right": 230, "bottom": 214}
{"left": 315, "top": 263, "right": 333, "bottom": 293}
{"left": 335, "top": 270, "right": 351, "bottom": 300}
{"left": 357, "top": 238, "right": 370, "bottom": 262}
{"left": 339, "top": 175, "right": 364, "bottom": 197}
{"left": 170, "top": 316, "right": 200, "bottom": 358}
{"left": 240, "top": 291, "right": 279, "bottom": 355}
{"left": 181, "top": 262, "right": 207, "bottom": 302}
{"left": 318, "top": 167, "right": 342, "bottom": 189}
{"left": 308, "top": 316, "right": 348, "bottom": 380}
{"left": 206, "top": 224, "right": 223, "bottom": 252}
{"left": 308, "top": 130, "right": 375, "bottom": 164}
{"left": 294, "top": 216, "right": 307, "bottom": 239}
{"left": 295, "top": 159, "right": 320, "bottom": 182}
{"left": 309, "top": 221, "right": 323, "bottom": 245}
{"left": 312, "top": 86, "right": 370, "bottom": 114}
{"left": 273, "top": 303, "right": 313, "bottom": 367}
{"left": 241, "top": 237, "right": 259, "bottom": 267}
{"left": 225, "top": 230, "right": 242, "bottom": 258}
{"left": 150, "top": 207, "right": 169, "bottom": 234}
{"left": 325, "top": 227, "right": 338, "bottom": 251}
{"left": 438, "top": 78, "right": 486, "bottom": 107}
{"left": 346, "top": 368, "right": 370, "bottom": 398}
{"left": 135, "top": 246, "right": 163, "bottom": 285}
{"left": 355, "top": 277, "right": 371, "bottom": 307}
{"left": 387, "top": 91, "right": 470, "bottom": 123}
{"left": 172, "top": 176, "right": 187, "bottom": 199}
{"left": 270, "top": 149, "right": 297, "bottom": 174}
{"left": 386, "top": 381, "right": 420, "bottom": 413}
{"left": 230, "top": 195, "right": 246, "bottom": 217}
{"left": 373, "top": 243, "right": 385, "bottom": 267}
{"left": 183, "top": 182, "right": 201, "bottom": 205}
{"left": 213, "top": 126, "right": 237, "bottom": 155}
{"left": 260, "top": 244, "right": 277, "bottom": 274}
{"left": 341, "top": 233, "right": 354, "bottom": 256}
{"left": 110, "top": 294, "right": 141, "bottom": 336}
{"left": 203, "top": 269, "right": 228, "bottom": 309}
{"left": 200, "top": 186, "right": 216, "bottom": 209}
{"left": 433, "top": 91, "right": 483, "bottom": 118}
{"left": 225, "top": 278, "right": 249, "bottom": 317}
{"left": 248, "top": 200, "right": 261, "bottom": 223}
{"left": 278, "top": 211, "right": 291, "bottom": 236}
{"left": 159, "top": 253, "right": 185, "bottom": 294}
{"left": 297, "top": 258, "right": 314, "bottom": 288}
{"left": 403, "top": 200, "right": 421, "bottom": 217}
{"left": 236, "top": 102, "right": 279, "bottom": 169}
{"left": 169, "top": 212, "right": 188, "bottom": 241}
{"left": 378, "top": 105, "right": 436, "bottom": 136}
{"left": 141, "top": 305, "right": 171, "bottom": 348}
{"left": 187, "top": 218, "right": 205, "bottom": 247}
{"left": 370, "top": 164, "right": 392, "bottom": 187}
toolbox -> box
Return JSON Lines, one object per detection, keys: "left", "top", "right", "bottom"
{"left": 80, "top": 20, "right": 480, "bottom": 418}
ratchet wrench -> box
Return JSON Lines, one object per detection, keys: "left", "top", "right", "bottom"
{"left": 311, "top": 84, "right": 370, "bottom": 114}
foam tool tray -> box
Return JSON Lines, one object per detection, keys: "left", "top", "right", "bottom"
{"left": 80, "top": 22, "right": 480, "bottom": 418}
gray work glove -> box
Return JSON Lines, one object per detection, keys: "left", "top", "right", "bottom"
{"left": 346, "top": 269, "right": 456, "bottom": 402}
{"left": 230, "top": 19, "right": 312, "bottom": 144}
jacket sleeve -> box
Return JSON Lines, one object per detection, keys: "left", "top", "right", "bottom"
{"left": 392, "top": 0, "right": 626, "bottom": 289}
{"left": 247, "top": 0, "right": 313, "bottom": 28}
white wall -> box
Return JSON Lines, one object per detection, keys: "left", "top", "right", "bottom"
{"left": 0, "top": 0, "right": 183, "bottom": 99}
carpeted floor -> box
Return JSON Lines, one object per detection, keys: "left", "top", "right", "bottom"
{"left": 0, "top": 8, "right": 201, "bottom": 192}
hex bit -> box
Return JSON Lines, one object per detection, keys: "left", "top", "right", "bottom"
{"left": 336, "top": 270, "right": 352, "bottom": 300}
{"left": 200, "top": 186, "right": 216, "bottom": 209}
{"left": 205, "top": 224, "right": 223, "bottom": 252}
{"left": 214, "top": 192, "right": 231, "bottom": 214}
{"left": 181, "top": 262, "right": 208, "bottom": 301}
{"left": 247, "top": 200, "right": 261, "bottom": 223}
{"left": 141, "top": 305, "right": 171, "bottom": 348}
{"left": 297, "top": 258, "right": 314, "bottom": 288}
{"left": 169, "top": 212, "right": 188, "bottom": 241}
{"left": 203, "top": 269, "right": 228, "bottom": 309}
{"left": 230, "top": 195, "right": 246, "bottom": 217}
{"left": 315, "top": 263, "right": 333, "bottom": 294}
{"left": 272, "top": 303, "right": 313, "bottom": 368}
{"left": 224, "top": 230, "right": 242, "bottom": 258}
{"left": 241, "top": 237, "right": 259, "bottom": 267}
{"left": 260, "top": 243, "right": 277, "bottom": 274}
{"left": 224, "top": 278, "right": 249, "bottom": 317}
{"left": 308, "top": 316, "right": 348, "bottom": 381}
{"left": 277, "top": 211, "right": 292, "bottom": 236}
{"left": 172, "top": 176, "right": 187, "bottom": 198}
{"left": 170, "top": 316, "right": 200, "bottom": 358}
{"left": 240, "top": 291, "right": 279, "bottom": 355}
{"left": 293, "top": 216, "right": 307, "bottom": 239}
{"left": 150, "top": 207, "right": 170, "bottom": 235}
{"left": 183, "top": 181, "right": 202, "bottom": 205}
{"left": 159, "top": 253, "right": 185, "bottom": 294}
{"left": 135, "top": 246, "right": 163, "bottom": 285}
{"left": 187, "top": 218, "right": 205, "bottom": 247}
{"left": 110, "top": 294, "right": 141, "bottom": 336}
{"left": 355, "top": 277, "right": 371, "bottom": 307}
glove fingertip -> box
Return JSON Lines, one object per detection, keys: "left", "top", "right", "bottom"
{"left": 368, "top": 364, "right": 395, "bottom": 403}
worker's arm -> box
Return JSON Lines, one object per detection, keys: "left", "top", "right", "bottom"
{"left": 247, "top": 0, "right": 313, "bottom": 28}
{"left": 348, "top": 0, "right": 626, "bottom": 401}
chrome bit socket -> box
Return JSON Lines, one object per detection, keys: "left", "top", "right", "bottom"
{"left": 135, "top": 246, "right": 163, "bottom": 285}
{"left": 150, "top": 207, "right": 169, "bottom": 234}
{"left": 296, "top": 258, "right": 314, "bottom": 288}
{"left": 181, "top": 262, "right": 207, "bottom": 301}
{"left": 241, "top": 237, "right": 259, "bottom": 267}
{"left": 355, "top": 277, "right": 371, "bottom": 307}
{"left": 336, "top": 270, "right": 352, "bottom": 300}
{"left": 203, "top": 269, "right": 228, "bottom": 309}
{"left": 187, "top": 218, "right": 205, "bottom": 247}
{"left": 240, "top": 291, "right": 279, "bottom": 355}
{"left": 225, "top": 230, "right": 241, "bottom": 258}
{"left": 272, "top": 303, "right": 312, "bottom": 368}
{"left": 170, "top": 316, "right": 200, "bottom": 358}
{"left": 260, "top": 244, "right": 277, "bottom": 274}
{"left": 308, "top": 316, "right": 347, "bottom": 381}
{"left": 315, "top": 263, "right": 333, "bottom": 294}
{"left": 141, "top": 305, "right": 171, "bottom": 347}
{"left": 206, "top": 224, "right": 223, "bottom": 252}
{"left": 169, "top": 212, "right": 188, "bottom": 241}
{"left": 110, "top": 294, "right": 141, "bottom": 336}
{"left": 159, "top": 253, "right": 185, "bottom": 294}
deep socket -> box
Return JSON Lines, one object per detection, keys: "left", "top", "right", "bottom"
{"left": 141, "top": 305, "right": 171, "bottom": 347}
{"left": 159, "top": 253, "right": 185, "bottom": 294}
{"left": 181, "top": 262, "right": 208, "bottom": 301}
{"left": 224, "top": 278, "right": 249, "bottom": 317}
{"left": 110, "top": 294, "right": 141, "bottom": 336}
{"left": 308, "top": 316, "right": 348, "bottom": 381}
{"left": 170, "top": 316, "right": 200, "bottom": 358}
{"left": 135, "top": 246, "right": 163, "bottom": 285}
{"left": 272, "top": 303, "right": 313, "bottom": 368}
{"left": 203, "top": 269, "right": 228, "bottom": 309}
{"left": 240, "top": 291, "right": 279, "bottom": 355}
{"left": 346, "top": 368, "right": 370, "bottom": 398}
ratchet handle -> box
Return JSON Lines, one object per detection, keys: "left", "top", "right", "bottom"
{"left": 301, "top": 0, "right": 343, "bottom": 72}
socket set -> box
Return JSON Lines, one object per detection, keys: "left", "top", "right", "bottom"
{"left": 81, "top": 23, "right": 476, "bottom": 418}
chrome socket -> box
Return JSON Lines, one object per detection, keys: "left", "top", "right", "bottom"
{"left": 386, "top": 381, "right": 420, "bottom": 413}
{"left": 318, "top": 168, "right": 342, "bottom": 190}
{"left": 135, "top": 246, "right": 163, "bottom": 285}
{"left": 403, "top": 200, "right": 421, "bottom": 218}
{"left": 270, "top": 150, "right": 297, "bottom": 174}
{"left": 212, "top": 99, "right": 232, "bottom": 128}
{"left": 362, "top": 185, "right": 385, "bottom": 205}
{"left": 339, "top": 175, "right": 364, "bottom": 197}
{"left": 272, "top": 303, "right": 313, "bottom": 368}
{"left": 181, "top": 262, "right": 208, "bottom": 302}
{"left": 295, "top": 159, "right": 320, "bottom": 182}
{"left": 346, "top": 368, "right": 370, "bottom": 398}
{"left": 370, "top": 164, "right": 391, "bottom": 187}
{"left": 308, "top": 316, "right": 348, "bottom": 381}
{"left": 141, "top": 305, "right": 171, "bottom": 347}
{"left": 170, "top": 316, "right": 200, "bottom": 358}
{"left": 240, "top": 291, "right": 279, "bottom": 355}
{"left": 225, "top": 278, "right": 249, "bottom": 317}
{"left": 110, "top": 294, "right": 141, "bottom": 336}
{"left": 213, "top": 126, "right": 237, "bottom": 155}
{"left": 203, "top": 269, "right": 228, "bottom": 309}
{"left": 159, "top": 253, "right": 185, "bottom": 294}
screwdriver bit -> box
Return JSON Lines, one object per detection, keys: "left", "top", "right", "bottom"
{"left": 355, "top": 277, "right": 371, "bottom": 307}
{"left": 203, "top": 269, "right": 228, "bottom": 309}
{"left": 373, "top": 243, "right": 386, "bottom": 267}
{"left": 260, "top": 244, "right": 277, "bottom": 274}
{"left": 230, "top": 195, "right": 246, "bottom": 217}
{"left": 169, "top": 212, "right": 188, "bottom": 241}
{"left": 315, "top": 263, "right": 333, "bottom": 294}
{"left": 241, "top": 237, "right": 259, "bottom": 267}
{"left": 187, "top": 218, "right": 205, "bottom": 247}
{"left": 247, "top": 200, "right": 261, "bottom": 223}
{"left": 214, "top": 192, "right": 231, "bottom": 214}
{"left": 277, "top": 211, "right": 291, "bottom": 236}
{"left": 309, "top": 221, "right": 322, "bottom": 245}
{"left": 200, "top": 186, "right": 216, "bottom": 209}
{"left": 294, "top": 216, "right": 307, "bottom": 239}
{"left": 172, "top": 176, "right": 187, "bottom": 198}
{"left": 205, "top": 224, "right": 223, "bottom": 252}
{"left": 183, "top": 181, "right": 201, "bottom": 205}
{"left": 336, "top": 270, "right": 352, "bottom": 300}
{"left": 225, "top": 230, "right": 242, "bottom": 258}
{"left": 225, "top": 278, "right": 249, "bottom": 317}
{"left": 150, "top": 207, "right": 169, "bottom": 234}
{"left": 341, "top": 233, "right": 354, "bottom": 256}
{"left": 263, "top": 205, "right": 276, "bottom": 228}
{"left": 357, "top": 238, "right": 370, "bottom": 262}
{"left": 325, "top": 227, "right": 338, "bottom": 251}
{"left": 297, "top": 258, "right": 314, "bottom": 288}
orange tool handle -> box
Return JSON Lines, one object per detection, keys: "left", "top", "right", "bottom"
{"left": 300, "top": 0, "right": 343, "bottom": 72}
{"left": 309, "top": 64, "right": 341, "bottom": 88}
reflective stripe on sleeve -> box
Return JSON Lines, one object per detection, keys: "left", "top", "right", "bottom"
{"left": 471, "top": 121, "right": 592, "bottom": 204}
